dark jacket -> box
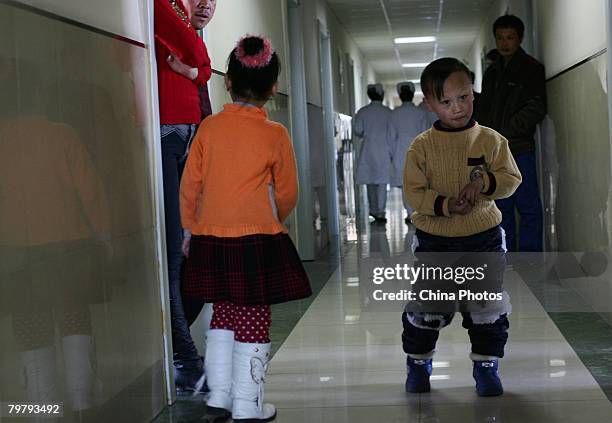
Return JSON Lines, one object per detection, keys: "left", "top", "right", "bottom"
{"left": 475, "top": 47, "right": 546, "bottom": 156}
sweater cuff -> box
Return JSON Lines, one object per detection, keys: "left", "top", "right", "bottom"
{"left": 434, "top": 195, "right": 450, "bottom": 217}
{"left": 193, "top": 64, "right": 211, "bottom": 86}
{"left": 482, "top": 172, "right": 497, "bottom": 196}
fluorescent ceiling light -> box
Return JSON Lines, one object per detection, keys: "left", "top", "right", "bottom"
{"left": 408, "top": 79, "right": 420, "bottom": 83}
{"left": 402, "top": 63, "right": 429, "bottom": 68}
{"left": 395, "top": 36, "right": 437, "bottom": 44}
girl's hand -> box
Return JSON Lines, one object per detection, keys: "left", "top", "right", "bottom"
{"left": 167, "top": 54, "right": 198, "bottom": 81}
{"left": 182, "top": 237, "right": 191, "bottom": 257}
{"left": 448, "top": 197, "right": 472, "bottom": 215}
{"left": 182, "top": 229, "right": 192, "bottom": 257}
{"left": 458, "top": 176, "right": 484, "bottom": 205}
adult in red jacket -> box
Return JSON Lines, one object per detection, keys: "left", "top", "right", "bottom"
{"left": 154, "top": 0, "right": 213, "bottom": 394}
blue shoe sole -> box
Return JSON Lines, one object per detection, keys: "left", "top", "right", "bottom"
{"left": 405, "top": 383, "right": 431, "bottom": 393}
{"left": 476, "top": 387, "right": 504, "bottom": 397}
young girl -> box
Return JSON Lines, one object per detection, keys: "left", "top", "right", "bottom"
{"left": 180, "top": 35, "right": 311, "bottom": 422}
{"left": 402, "top": 58, "right": 521, "bottom": 397}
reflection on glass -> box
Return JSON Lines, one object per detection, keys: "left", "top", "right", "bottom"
{"left": 0, "top": 3, "right": 165, "bottom": 421}
{"left": 308, "top": 104, "right": 328, "bottom": 251}
{"left": 0, "top": 58, "right": 108, "bottom": 414}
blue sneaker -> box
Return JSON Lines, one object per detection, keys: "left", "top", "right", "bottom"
{"left": 405, "top": 356, "right": 432, "bottom": 393}
{"left": 473, "top": 360, "right": 503, "bottom": 396}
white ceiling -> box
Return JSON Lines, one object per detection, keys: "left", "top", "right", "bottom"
{"left": 326, "top": 0, "right": 496, "bottom": 84}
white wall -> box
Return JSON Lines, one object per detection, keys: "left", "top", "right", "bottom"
{"left": 535, "top": 0, "right": 607, "bottom": 79}
{"left": 17, "top": 0, "right": 148, "bottom": 43}
{"left": 302, "top": 0, "right": 377, "bottom": 113}
{"left": 205, "top": 0, "right": 289, "bottom": 94}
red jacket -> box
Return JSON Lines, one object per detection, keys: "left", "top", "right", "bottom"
{"left": 154, "top": 0, "right": 211, "bottom": 124}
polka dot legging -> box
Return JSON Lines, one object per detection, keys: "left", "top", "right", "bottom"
{"left": 210, "top": 301, "right": 271, "bottom": 343}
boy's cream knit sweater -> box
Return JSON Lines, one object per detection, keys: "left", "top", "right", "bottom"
{"left": 404, "top": 123, "right": 522, "bottom": 237}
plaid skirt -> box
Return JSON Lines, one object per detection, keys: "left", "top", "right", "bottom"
{"left": 183, "top": 233, "right": 312, "bottom": 305}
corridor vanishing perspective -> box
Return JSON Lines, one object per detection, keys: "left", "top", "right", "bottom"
{"left": 2, "top": 0, "right": 612, "bottom": 422}
{"left": 264, "top": 192, "right": 612, "bottom": 422}
{"left": 154, "top": 192, "right": 612, "bottom": 422}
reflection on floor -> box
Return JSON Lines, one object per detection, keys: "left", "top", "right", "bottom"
{"left": 153, "top": 189, "right": 612, "bottom": 422}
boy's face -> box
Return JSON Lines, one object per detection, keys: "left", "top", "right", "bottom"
{"left": 425, "top": 71, "right": 474, "bottom": 129}
{"left": 495, "top": 27, "right": 522, "bottom": 59}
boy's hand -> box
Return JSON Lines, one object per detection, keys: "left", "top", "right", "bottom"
{"left": 448, "top": 197, "right": 472, "bottom": 215}
{"left": 167, "top": 55, "right": 198, "bottom": 81}
{"left": 458, "top": 176, "right": 484, "bottom": 205}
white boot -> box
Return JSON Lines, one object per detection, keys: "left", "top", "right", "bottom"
{"left": 231, "top": 342, "right": 276, "bottom": 422}
{"left": 21, "top": 345, "right": 58, "bottom": 403}
{"left": 204, "top": 329, "right": 234, "bottom": 415}
{"left": 62, "top": 335, "right": 103, "bottom": 411}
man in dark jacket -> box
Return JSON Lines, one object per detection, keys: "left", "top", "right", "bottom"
{"left": 476, "top": 14, "right": 546, "bottom": 252}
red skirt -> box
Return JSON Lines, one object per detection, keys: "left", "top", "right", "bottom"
{"left": 183, "top": 233, "right": 312, "bottom": 305}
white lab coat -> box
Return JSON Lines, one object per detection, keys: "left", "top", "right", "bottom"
{"left": 390, "top": 102, "right": 430, "bottom": 187}
{"left": 418, "top": 101, "right": 438, "bottom": 128}
{"left": 353, "top": 101, "right": 397, "bottom": 184}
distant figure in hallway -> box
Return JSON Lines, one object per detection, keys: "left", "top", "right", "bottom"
{"left": 476, "top": 14, "right": 546, "bottom": 252}
{"left": 180, "top": 36, "right": 312, "bottom": 423}
{"left": 154, "top": 0, "right": 212, "bottom": 394}
{"left": 354, "top": 83, "right": 397, "bottom": 223}
{"left": 403, "top": 58, "right": 521, "bottom": 397}
{"left": 390, "top": 81, "right": 429, "bottom": 225}
{"left": 418, "top": 97, "right": 438, "bottom": 127}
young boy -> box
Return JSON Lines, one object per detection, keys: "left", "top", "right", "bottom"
{"left": 401, "top": 58, "right": 522, "bottom": 396}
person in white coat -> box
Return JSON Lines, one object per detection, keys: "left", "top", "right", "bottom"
{"left": 354, "top": 83, "right": 397, "bottom": 223}
{"left": 391, "top": 82, "right": 430, "bottom": 224}
{"left": 418, "top": 98, "right": 438, "bottom": 128}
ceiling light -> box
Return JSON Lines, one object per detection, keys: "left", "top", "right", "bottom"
{"left": 402, "top": 63, "right": 429, "bottom": 68}
{"left": 394, "top": 36, "right": 436, "bottom": 44}
{"left": 408, "top": 79, "right": 420, "bottom": 83}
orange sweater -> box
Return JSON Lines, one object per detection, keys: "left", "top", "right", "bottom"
{"left": 0, "top": 116, "right": 110, "bottom": 246}
{"left": 180, "top": 103, "right": 298, "bottom": 237}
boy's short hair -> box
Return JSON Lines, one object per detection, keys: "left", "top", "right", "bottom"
{"left": 420, "top": 58, "right": 470, "bottom": 101}
{"left": 493, "top": 14, "right": 525, "bottom": 39}
{"left": 367, "top": 83, "right": 384, "bottom": 101}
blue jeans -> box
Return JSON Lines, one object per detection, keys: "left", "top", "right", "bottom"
{"left": 161, "top": 128, "right": 199, "bottom": 364}
{"left": 496, "top": 152, "right": 543, "bottom": 252}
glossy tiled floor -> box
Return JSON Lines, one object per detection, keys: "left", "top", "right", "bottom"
{"left": 154, "top": 190, "right": 612, "bottom": 422}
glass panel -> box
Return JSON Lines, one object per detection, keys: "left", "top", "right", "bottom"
{"left": 307, "top": 103, "right": 329, "bottom": 252}
{"left": 0, "top": 4, "right": 165, "bottom": 421}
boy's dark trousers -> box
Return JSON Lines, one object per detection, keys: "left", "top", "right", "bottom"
{"left": 402, "top": 226, "right": 510, "bottom": 358}
{"left": 402, "top": 311, "right": 509, "bottom": 358}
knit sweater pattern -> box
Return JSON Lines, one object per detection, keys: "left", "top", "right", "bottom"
{"left": 154, "top": 0, "right": 211, "bottom": 124}
{"left": 404, "top": 123, "right": 522, "bottom": 237}
{"left": 180, "top": 104, "right": 298, "bottom": 237}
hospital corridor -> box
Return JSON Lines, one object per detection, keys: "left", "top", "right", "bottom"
{"left": 0, "top": 0, "right": 611, "bottom": 422}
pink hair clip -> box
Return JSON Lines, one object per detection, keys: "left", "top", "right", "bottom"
{"left": 235, "top": 35, "right": 274, "bottom": 68}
